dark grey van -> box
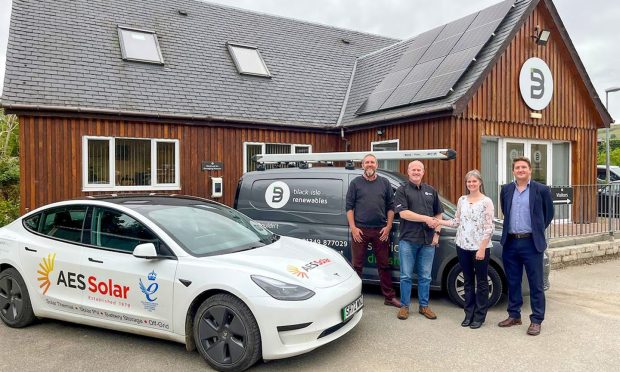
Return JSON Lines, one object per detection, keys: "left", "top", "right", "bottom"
{"left": 234, "top": 167, "right": 550, "bottom": 307}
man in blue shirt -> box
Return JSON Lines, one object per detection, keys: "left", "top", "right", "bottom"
{"left": 498, "top": 156, "right": 554, "bottom": 336}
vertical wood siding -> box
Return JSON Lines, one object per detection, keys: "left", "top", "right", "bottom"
{"left": 18, "top": 116, "right": 341, "bottom": 213}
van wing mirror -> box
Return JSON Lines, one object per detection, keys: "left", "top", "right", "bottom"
{"left": 133, "top": 243, "right": 158, "bottom": 259}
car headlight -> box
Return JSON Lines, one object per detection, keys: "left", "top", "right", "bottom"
{"left": 251, "top": 275, "right": 315, "bottom": 301}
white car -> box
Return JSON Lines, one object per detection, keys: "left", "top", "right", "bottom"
{"left": 0, "top": 196, "right": 363, "bottom": 371}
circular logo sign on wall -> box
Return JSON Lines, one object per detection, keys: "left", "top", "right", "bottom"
{"left": 265, "top": 181, "right": 290, "bottom": 209}
{"left": 519, "top": 57, "right": 553, "bottom": 111}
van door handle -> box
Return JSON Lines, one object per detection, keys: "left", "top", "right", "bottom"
{"left": 25, "top": 247, "right": 37, "bottom": 252}
{"left": 88, "top": 258, "right": 103, "bottom": 263}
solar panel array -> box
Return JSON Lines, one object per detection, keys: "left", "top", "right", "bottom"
{"left": 357, "top": 0, "right": 514, "bottom": 115}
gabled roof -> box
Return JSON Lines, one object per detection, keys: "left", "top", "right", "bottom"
{"left": 340, "top": 0, "right": 612, "bottom": 127}
{"left": 2, "top": 0, "right": 612, "bottom": 128}
{"left": 0, "top": 0, "right": 396, "bottom": 128}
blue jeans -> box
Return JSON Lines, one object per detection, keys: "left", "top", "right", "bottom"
{"left": 399, "top": 240, "right": 435, "bottom": 308}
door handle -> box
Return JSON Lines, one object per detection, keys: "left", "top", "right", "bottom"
{"left": 88, "top": 257, "right": 103, "bottom": 263}
{"left": 25, "top": 247, "right": 37, "bottom": 252}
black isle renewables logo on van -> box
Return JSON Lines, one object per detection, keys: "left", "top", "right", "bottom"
{"left": 265, "top": 181, "right": 328, "bottom": 209}
{"left": 265, "top": 181, "right": 291, "bottom": 209}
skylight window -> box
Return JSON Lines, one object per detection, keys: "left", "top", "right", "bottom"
{"left": 118, "top": 27, "right": 164, "bottom": 64}
{"left": 227, "top": 43, "right": 271, "bottom": 77}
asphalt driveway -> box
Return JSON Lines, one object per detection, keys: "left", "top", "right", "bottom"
{"left": 1, "top": 259, "right": 619, "bottom": 371}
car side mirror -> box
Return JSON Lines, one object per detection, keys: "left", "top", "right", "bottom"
{"left": 133, "top": 243, "right": 158, "bottom": 259}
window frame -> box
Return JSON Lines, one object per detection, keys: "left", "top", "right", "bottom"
{"left": 82, "top": 136, "right": 180, "bottom": 192}
{"left": 243, "top": 142, "right": 312, "bottom": 173}
{"left": 227, "top": 42, "right": 271, "bottom": 77}
{"left": 117, "top": 26, "right": 164, "bottom": 65}
{"left": 371, "top": 139, "right": 400, "bottom": 171}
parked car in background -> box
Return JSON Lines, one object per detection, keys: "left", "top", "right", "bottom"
{"left": 0, "top": 196, "right": 363, "bottom": 371}
{"left": 596, "top": 165, "right": 620, "bottom": 183}
{"left": 235, "top": 167, "right": 551, "bottom": 308}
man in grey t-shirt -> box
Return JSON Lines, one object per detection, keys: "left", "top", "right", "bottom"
{"left": 346, "top": 154, "right": 400, "bottom": 308}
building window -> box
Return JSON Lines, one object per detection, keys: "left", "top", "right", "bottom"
{"left": 82, "top": 136, "right": 179, "bottom": 191}
{"left": 243, "top": 142, "right": 312, "bottom": 172}
{"left": 118, "top": 27, "right": 164, "bottom": 64}
{"left": 227, "top": 43, "right": 271, "bottom": 77}
{"left": 371, "top": 139, "right": 399, "bottom": 171}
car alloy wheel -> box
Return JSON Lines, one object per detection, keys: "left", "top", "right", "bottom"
{"left": 194, "top": 293, "right": 261, "bottom": 371}
{"left": 446, "top": 264, "right": 503, "bottom": 308}
{"left": 0, "top": 268, "right": 36, "bottom": 328}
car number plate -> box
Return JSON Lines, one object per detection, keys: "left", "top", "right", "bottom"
{"left": 341, "top": 295, "right": 363, "bottom": 321}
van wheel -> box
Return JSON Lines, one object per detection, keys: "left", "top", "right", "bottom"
{"left": 193, "top": 294, "right": 261, "bottom": 372}
{"left": 0, "top": 268, "right": 36, "bottom": 328}
{"left": 446, "top": 263, "right": 503, "bottom": 308}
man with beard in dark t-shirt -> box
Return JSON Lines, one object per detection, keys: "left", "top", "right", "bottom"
{"left": 346, "top": 153, "right": 400, "bottom": 308}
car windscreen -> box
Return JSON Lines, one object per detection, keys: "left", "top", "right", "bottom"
{"left": 132, "top": 204, "right": 274, "bottom": 256}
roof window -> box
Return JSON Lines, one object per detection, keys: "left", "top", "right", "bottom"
{"left": 118, "top": 27, "right": 164, "bottom": 64}
{"left": 227, "top": 43, "right": 271, "bottom": 77}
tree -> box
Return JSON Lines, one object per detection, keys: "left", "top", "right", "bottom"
{"left": 0, "top": 109, "right": 19, "bottom": 226}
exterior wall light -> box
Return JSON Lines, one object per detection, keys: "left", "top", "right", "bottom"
{"left": 532, "top": 26, "right": 550, "bottom": 46}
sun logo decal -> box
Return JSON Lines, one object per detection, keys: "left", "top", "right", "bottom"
{"left": 287, "top": 265, "right": 308, "bottom": 279}
{"left": 37, "top": 253, "right": 56, "bottom": 295}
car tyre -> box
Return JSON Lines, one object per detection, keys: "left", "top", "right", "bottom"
{"left": 0, "top": 268, "right": 36, "bottom": 328}
{"left": 446, "top": 263, "right": 503, "bottom": 308}
{"left": 193, "top": 293, "right": 261, "bottom": 372}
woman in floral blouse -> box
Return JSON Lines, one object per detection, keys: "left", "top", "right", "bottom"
{"left": 437, "top": 170, "right": 494, "bottom": 329}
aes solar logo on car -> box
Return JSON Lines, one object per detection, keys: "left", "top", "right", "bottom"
{"left": 37, "top": 253, "right": 56, "bottom": 295}
{"left": 39, "top": 253, "right": 131, "bottom": 299}
{"left": 265, "top": 181, "right": 290, "bottom": 209}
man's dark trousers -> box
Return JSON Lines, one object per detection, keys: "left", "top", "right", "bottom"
{"left": 351, "top": 227, "right": 396, "bottom": 300}
{"left": 502, "top": 236, "right": 545, "bottom": 324}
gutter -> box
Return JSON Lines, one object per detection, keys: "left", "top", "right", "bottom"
{"left": 0, "top": 103, "right": 336, "bottom": 130}
{"left": 343, "top": 103, "right": 455, "bottom": 129}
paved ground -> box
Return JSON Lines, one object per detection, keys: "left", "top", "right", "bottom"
{"left": 2, "top": 259, "right": 620, "bottom": 371}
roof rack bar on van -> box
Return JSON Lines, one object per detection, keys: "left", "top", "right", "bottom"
{"left": 253, "top": 149, "right": 456, "bottom": 164}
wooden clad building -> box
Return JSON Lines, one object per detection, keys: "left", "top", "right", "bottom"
{"left": 1, "top": 0, "right": 612, "bottom": 217}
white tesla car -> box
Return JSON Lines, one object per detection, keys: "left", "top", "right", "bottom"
{"left": 0, "top": 195, "right": 363, "bottom": 371}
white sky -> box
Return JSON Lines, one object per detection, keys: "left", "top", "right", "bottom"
{"left": 1, "top": 0, "right": 619, "bottom": 120}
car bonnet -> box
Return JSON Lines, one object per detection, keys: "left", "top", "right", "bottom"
{"left": 215, "top": 236, "right": 355, "bottom": 289}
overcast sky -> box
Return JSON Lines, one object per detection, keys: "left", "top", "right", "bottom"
{"left": 1, "top": 0, "right": 619, "bottom": 120}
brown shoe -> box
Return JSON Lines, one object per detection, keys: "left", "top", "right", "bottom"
{"left": 418, "top": 306, "right": 437, "bottom": 319}
{"left": 384, "top": 297, "right": 402, "bottom": 308}
{"left": 397, "top": 307, "right": 409, "bottom": 320}
{"left": 497, "top": 317, "right": 522, "bottom": 327}
{"left": 527, "top": 323, "right": 541, "bottom": 336}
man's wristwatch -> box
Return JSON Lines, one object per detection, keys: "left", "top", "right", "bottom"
{"left": 434, "top": 230, "right": 441, "bottom": 236}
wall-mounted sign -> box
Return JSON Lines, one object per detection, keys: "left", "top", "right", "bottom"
{"left": 519, "top": 57, "right": 553, "bottom": 111}
{"left": 550, "top": 186, "right": 573, "bottom": 205}
{"left": 201, "top": 161, "right": 223, "bottom": 171}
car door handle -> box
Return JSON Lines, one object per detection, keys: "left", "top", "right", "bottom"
{"left": 25, "top": 247, "right": 37, "bottom": 252}
{"left": 88, "top": 258, "right": 103, "bottom": 263}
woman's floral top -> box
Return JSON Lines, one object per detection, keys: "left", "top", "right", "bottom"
{"left": 446, "top": 195, "right": 494, "bottom": 251}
